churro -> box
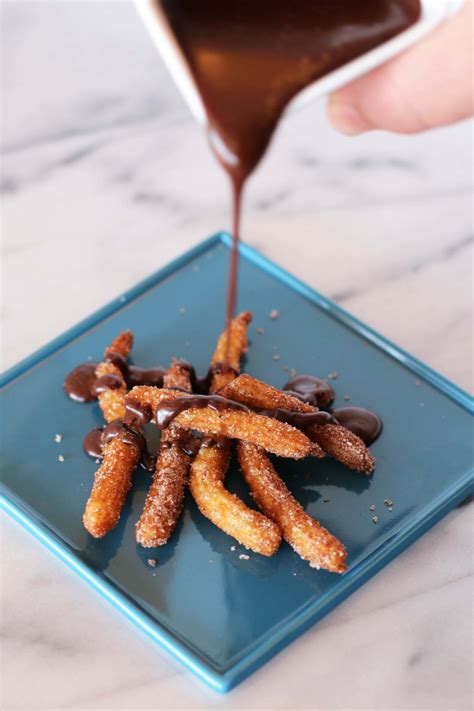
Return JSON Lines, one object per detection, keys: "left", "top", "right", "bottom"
{"left": 220, "top": 374, "right": 374, "bottom": 473}
{"left": 190, "top": 443, "right": 281, "bottom": 555}
{"left": 220, "top": 373, "right": 316, "bottom": 413}
{"left": 237, "top": 442, "right": 347, "bottom": 572}
{"left": 83, "top": 332, "right": 141, "bottom": 538}
{"left": 190, "top": 313, "right": 281, "bottom": 554}
{"left": 135, "top": 359, "right": 193, "bottom": 547}
{"left": 305, "top": 423, "right": 374, "bottom": 475}
{"left": 126, "top": 386, "right": 314, "bottom": 459}
{"left": 83, "top": 435, "right": 141, "bottom": 538}
{"left": 210, "top": 310, "right": 251, "bottom": 391}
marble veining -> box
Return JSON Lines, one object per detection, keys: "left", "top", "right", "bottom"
{"left": 1, "top": 1, "right": 472, "bottom": 709}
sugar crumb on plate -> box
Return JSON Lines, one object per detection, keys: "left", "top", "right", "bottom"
{"left": 269, "top": 309, "right": 279, "bottom": 320}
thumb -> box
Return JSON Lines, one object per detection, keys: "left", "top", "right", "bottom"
{"left": 327, "top": 2, "right": 473, "bottom": 135}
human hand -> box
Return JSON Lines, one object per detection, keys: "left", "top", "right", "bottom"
{"left": 327, "top": 1, "right": 473, "bottom": 135}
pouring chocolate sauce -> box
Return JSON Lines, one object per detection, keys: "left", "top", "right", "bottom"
{"left": 157, "top": 0, "right": 421, "bottom": 351}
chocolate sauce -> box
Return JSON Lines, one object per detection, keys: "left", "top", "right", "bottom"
{"left": 83, "top": 427, "right": 104, "bottom": 458}
{"left": 158, "top": 0, "right": 421, "bottom": 342}
{"left": 331, "top": 407, "right": 382, "bottom": 446}
{"left": 82, "top": 420, "right": 155, "bottom": 471}
{"left": 106, "top": 351, "right": 167, "bottom": 388}
{"left": 260, "top": 407, "right": 336, "bottom": 429}
{"left": 156, "top": 394, "right": 250, "bottom": 429}
{"left": 91, "top": 373, "right": 123, "bottom": 396}
{"left": 194, "top": 361, "right": 238, "bottom": 393}
{"left": 64, "top": 363, "right": 99, "bottom": 403}
{"left": 64, "top": 353, "right": 167, "bottom": 404}
{"left": 124, "top": 399, "right": 153, "bottom": 426}
{"left": 283, "top": 374, "right": 335, "bottom": 409}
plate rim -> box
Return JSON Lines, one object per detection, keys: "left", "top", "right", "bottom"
{"left": 1, "top": 233, "right": 473, "bottom": 693}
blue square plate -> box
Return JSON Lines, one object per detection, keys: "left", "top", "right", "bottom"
{"left": 1, "top": 234, "right": 472, "bottom": 692}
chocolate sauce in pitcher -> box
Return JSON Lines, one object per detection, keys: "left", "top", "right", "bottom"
{"left": 157, "top": 0, "right": 421, "bottom": 350}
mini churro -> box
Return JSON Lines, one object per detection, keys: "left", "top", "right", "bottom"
{"left": 83, "top": 435, "right": 141, "bottom": 538}
{"left": 305, "top": 424, "right": 375, "bottom": 475}
{"left": 237, "top": 442, "right": 347, "bottom": 572}
{"left": 220, "top": 374, "right": 374, "bottom": 473}
{"left": 210, "top": 310, "right": 251, "bottom": 391}
{"left": 220, "top": 373, "right": 316, "bottom": 413}
{"left": 126, "top": 386, "right": 315, "bottom": 458}
{"left": 190, "top": 313, "right": 281, "bottom": 554}
{"left": 135, "top": 359, "right": 193, "bottom": 547}
{"left": 83, "top": 332, "right": 142, "bottom": 538}
{"left": 190, "top": 441, "right": 281, "bottom": 555}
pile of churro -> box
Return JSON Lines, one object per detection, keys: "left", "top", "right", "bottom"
{"left": 64, "top": 311, "right": 381, "bottom": 573}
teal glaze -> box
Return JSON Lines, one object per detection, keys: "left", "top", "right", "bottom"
{"left": 1, "top": 234, "right": 473, "bottom": 692}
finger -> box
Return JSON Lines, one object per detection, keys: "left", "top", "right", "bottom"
{"left": 327, "top": 3, "right": 473, "bottom": 134}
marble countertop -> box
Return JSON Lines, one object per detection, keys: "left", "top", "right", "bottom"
{"left": 1, "top": 2, "right": 472, "bottom": 709}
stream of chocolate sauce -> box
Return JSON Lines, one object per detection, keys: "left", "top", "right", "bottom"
{"left": 157, "top": 0, "right": 421, "bottom": 350}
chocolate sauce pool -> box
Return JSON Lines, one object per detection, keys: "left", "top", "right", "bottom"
{"left": 157, "top": 0, "right": 421, "bottom": 341}
{"left": 64, "top": 363, "right": 99, "bottom": 402}
{"left": 332, "top": 407, "right": 382, "bottom": 446}
{"left": 283, "top": 374, "right": 335, "bottom": 409}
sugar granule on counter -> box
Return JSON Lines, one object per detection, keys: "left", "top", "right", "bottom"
{"left": 289, "top": 368, "right": 297, "bottom": 378}
{"left": 344, "top": 395, "right": 350, "bottom": 401}
{"left": 388, "top": 507, "right": 393, "bottom": 512}
{"left": 269, "top": 309, "right": 279, "bottom": 320}
{"left": 328, "top": 372, "right": 338, "bottom": 380}
{"left": 58, "top": 455, "right": 65, "bottom": 462}
{"left": 230, "top": 545, "right": 236, "bottom": 551}
{"left": 54, "top": 434, "right": 63, "bottom": 443}
{"left": 384, "top": 498, "right": 394, "bottom": 507}
{"left": 256, "top": 327, "right": 264, "bottom": 335}
{"left": 147, "top": 559, "right": 156, "bottom": 567}
{"left": 323, "top": 498, "right": 330, "bottom": 503}
{"left": 372, "top": 516, "right": 378, "bottom": 524}
{"left": 369, "top": 504, "right": 376, "bottom": 512}
{"left": 95, "top": 458, "right": 101, "bottom": 464}
{"left": 272, "top": 354, "right": 281, "bottom": 361}
{"left": 239, "top": 554, "right": 250, "bottom": 560}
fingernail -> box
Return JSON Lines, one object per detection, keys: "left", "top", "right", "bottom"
{"left": 327, "top": 97, "right": 372, "bottom": 135}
